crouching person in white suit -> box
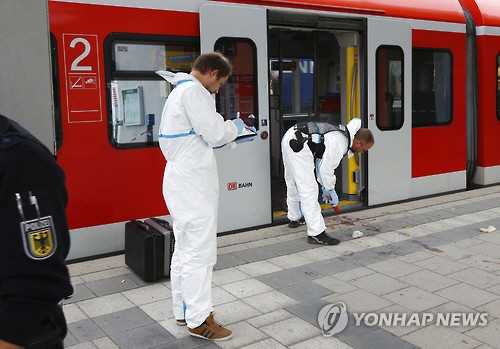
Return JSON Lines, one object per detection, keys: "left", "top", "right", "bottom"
{"left": 281, "top": 118, "right": 374, "bottom": 245}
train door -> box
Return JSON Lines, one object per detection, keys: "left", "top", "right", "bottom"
{"left": 367, "top": 18, "right": 412, "bottom": 205}
{"left": 267, "top": 12, "right": 365, "bottom": 218}
{"left": 200, "top": 3, "right": 272, "bottom": 232}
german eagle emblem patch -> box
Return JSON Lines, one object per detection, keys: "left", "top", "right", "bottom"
{"left": 20, "top": 216, "right": 57, "bottom": 259}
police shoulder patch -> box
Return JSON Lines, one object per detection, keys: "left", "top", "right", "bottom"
{"left": 20, "top": 216, "right": 57, "bottom": 260}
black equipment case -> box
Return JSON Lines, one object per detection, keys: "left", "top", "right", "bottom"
{"left": 144, "top": 217, "right": 175, "bottom": 277}
{"left": 124, "top": 218, "right": 174, "bottom": 282}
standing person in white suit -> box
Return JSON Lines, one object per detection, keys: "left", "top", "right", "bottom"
{"left": 281, "top": 118, "right": 374, "bottom": 245}
{"left": 157, "top": 52, "right": 245, "bottom": 341}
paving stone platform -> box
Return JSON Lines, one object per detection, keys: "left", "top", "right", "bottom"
{"left": 64, "top": 186, "right": 500, "bottom": 349}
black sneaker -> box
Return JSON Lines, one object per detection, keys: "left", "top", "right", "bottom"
{"left": 288, "top": 217, "right": 306, "bottom": 228}
{"left": 307, "top": 232, "right": 340, "bottom": 245}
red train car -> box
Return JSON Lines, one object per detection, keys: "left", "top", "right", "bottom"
{"left": 46, "top": 0, "right": 495, "bottom": 260}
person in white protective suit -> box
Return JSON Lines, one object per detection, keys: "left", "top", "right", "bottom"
{"left": 281, "top": 118, "right": 374, "bottom": 245}
{"left": 157, "top": 52, "right": 246, "bottom": 341}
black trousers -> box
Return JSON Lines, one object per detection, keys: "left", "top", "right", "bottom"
{"left": 27, "top": 305, "right": 67, "bottom": 349}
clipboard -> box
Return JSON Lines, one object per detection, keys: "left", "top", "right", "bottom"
{"left": 236, "top": 126, "right": 257, "bottom": 140}
{"left": 212, "top": 124, "right": 257, "bottom": 149}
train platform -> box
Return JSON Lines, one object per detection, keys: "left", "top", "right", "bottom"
{"left": 63, "top": 185, "right": 500, "bottom": 349}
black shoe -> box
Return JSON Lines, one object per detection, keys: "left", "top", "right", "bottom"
{"left": 288, "top": 217, "right": 305, "bottom": 228}
{"left": 307, "top": 232, "right": 340, "bottom": 245}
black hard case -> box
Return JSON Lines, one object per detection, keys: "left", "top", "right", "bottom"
{"left": 125, "top": 220, "right": 164, "bottom": 282}
{"left": 144, "top": 217, "right": 175, "bottom": 277}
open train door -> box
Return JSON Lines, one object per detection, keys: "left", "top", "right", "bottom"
{"left": 200, "top": 3, "right": 272, "bottom": 232}
{"left": 367, "top": 18, "right": 412, "bottom": 205}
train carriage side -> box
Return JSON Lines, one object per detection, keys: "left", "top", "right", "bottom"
{"left": 410, "top": 22, "right": 467, "bottom": 197}
{"left": 48, "top": 1, "right": 202, "bottom": 259}
{"left": 47, "top": 0, "right": 470, "bottom": 260}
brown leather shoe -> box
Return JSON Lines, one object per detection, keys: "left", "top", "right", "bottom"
{"left": 188, "top": 313, "right": 232, "bottom": 341}
{"left": 176, "top": 319, "right": 186, "bottom": 326}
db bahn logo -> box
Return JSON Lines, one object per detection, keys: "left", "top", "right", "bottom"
{"left": 227, "top": 182, "right": 253, "bottom": 191}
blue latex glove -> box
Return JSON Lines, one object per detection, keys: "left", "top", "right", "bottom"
{"left": 232, "top": 118, "right": 245, "bottom": 134}
{"left": 322, "top": 186, "right": 339, "bottom": 206}
{"left": 321, "top": 186, "right": 329, "bottom": 203}
{"left": 328, "top": 189, "right": 339, "bottom": 206}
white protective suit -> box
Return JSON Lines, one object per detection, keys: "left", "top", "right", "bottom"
{"left": 281, "top": 118, "right": 361, "bottom": 236}
{"left": 158, "top": 71, "right": 238, "bottom": 328}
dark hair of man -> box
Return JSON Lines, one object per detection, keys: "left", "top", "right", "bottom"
{"left": 355, "top": 128, "right": 374, "bottom": 145}
{"left": 192, "top": 52, "right": 233, "bottom": 78}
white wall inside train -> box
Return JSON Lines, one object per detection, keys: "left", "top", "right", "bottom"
{"left": 0, "top": 0, "right": 54, "bottom": 152}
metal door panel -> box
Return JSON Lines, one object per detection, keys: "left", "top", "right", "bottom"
{"left": 367, "top": 18, "right": 412, "bottom": 205}
{"left": 200, "top": 3, "right": 271, "bottom": 232}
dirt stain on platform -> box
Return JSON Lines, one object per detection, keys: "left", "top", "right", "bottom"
{"left": 412, "top": 240, "right": 443, "bottom": 253}
{"left": 483, "top": 259, "right": 500, "bottom": 265}
{"left": 327, "top": 216, "right": 357, "bottom": 226}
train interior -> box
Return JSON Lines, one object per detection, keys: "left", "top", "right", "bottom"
{"left": 267, "top": 13, "right": 366, "bottom": 222}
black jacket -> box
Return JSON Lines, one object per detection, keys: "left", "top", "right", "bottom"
{"left": 0, "top": 115, "right": 72, "bottom": 346}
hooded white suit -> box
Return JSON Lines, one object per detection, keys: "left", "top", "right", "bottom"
{"left": 158, "top": 71, "right": 238, "bottom": 328}
{"left": 281, "top": 118, "right": 361, "bottom": 236}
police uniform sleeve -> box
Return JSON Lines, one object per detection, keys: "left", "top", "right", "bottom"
{"left": 182, "top": 84, "right": 238, "bottom": 147}
{"left": 0, "top": 138, "right": 73, "bottom": 346}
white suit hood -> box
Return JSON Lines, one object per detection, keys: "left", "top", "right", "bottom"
{"left": 156, "top": 70, "right": 195, "bottom": 85}
{"left": 346, "top": 118, "right": 362, "bottom": 158}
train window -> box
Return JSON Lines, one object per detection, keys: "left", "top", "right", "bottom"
{"left": 105, "top": 34, "right": 199, "bottom": 149}
{"left": 214, "top": 38, "right": 258, "bottom": 130}
{"left": 497, "top": 54, "right": 500, "bottom": 120}
{"left": 376, "top": 45, "right": 404, "bottom": 131}
{"left": 412, "top": 49, "right": 452, "bottom": 127}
